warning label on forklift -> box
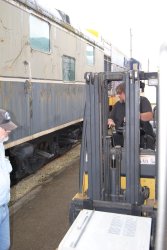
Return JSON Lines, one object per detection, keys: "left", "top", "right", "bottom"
{"left": 140, "top": 154, "right": 155, "bottom": 165}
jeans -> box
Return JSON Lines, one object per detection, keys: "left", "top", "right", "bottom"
{"left": 0, "top": 204, "right": 10, "bottom": 250}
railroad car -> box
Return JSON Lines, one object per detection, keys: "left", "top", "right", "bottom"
{"left": 0, "top": 0, "right": 127, "bottom": 183}
{"left": 127, "top": 57, "right": 142, "bottom": 70}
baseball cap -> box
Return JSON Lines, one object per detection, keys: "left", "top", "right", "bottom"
{"left": 0, "top": 109, "right": 17, "bottom": 130}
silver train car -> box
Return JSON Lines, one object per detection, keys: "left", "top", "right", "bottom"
{"left": 0, "top": 0, "right": 127, "bottom": 182}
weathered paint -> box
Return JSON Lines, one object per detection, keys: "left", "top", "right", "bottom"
{"left": 0, "top": 0, "right": 104, "bottom": 80}
{"left": 0, "top": 0, "right": 127, "bottom": 150}
{"left": 0, "top": 79, "right": 86, "bottom": 146}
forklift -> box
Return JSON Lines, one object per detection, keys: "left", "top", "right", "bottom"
{"left": 58, "top": 69, "right": 158, "bottom": 249}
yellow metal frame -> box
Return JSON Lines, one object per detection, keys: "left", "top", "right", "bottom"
{"left": 80, "top": 172, "right": 156, "bottom": 201}
{"left": 121, "top": 176, "right": 156, "bottom": 200}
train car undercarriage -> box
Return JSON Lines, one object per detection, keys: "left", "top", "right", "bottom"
{"left": 7, "top": 122, "right": 83, "bottom": 185}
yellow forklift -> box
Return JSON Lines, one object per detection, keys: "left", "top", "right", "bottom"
{"left": 66, "top": 70, "right": 158, "bottom": 249}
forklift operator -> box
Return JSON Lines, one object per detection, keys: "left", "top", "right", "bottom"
{"left": 108, "top": 83, "right": 155, "bottom": 149}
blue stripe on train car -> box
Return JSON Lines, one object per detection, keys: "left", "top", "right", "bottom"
{"left": 0, "top": 79, "right": 86, "bottom": 143}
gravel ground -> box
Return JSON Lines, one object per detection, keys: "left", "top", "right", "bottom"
{"left": 10, "top": 144, "right": 81, "bottom": 206}
{"left": 10, "top": 152, "right": 80, "bottom": 250}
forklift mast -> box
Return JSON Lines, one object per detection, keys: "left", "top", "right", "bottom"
{"left": 69, "top": 70, "right": 158, "bottom": 249}
{"left": 80, "top": 71, "right": 157, "bottom": 205}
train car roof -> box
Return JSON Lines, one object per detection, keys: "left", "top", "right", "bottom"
{"left": 12, "top": 0, "right": 104, "bottom": 49}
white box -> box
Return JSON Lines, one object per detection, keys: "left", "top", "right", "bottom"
{"left": 58, "top": 209, "right": 152, "bottom": 250}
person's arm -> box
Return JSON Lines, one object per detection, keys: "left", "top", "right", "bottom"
{"left": 108, "top": 103, "right": 117, "bottom": 128}
{"left": 140, "top": 112, "right": 153, "bottom": 121}
{"left": 140, "top": 96, "right": 153, "bottom": 121}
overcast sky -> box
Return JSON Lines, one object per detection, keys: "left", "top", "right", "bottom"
{"left": 37, "top": 0, "right": 166, "bottom": 71}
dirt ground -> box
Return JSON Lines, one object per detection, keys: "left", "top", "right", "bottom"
{"left": 10, "top": 146, "right": 80, "bottom": 250}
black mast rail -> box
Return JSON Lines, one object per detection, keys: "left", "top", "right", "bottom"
{"left": 71, "top": 70, "right": 158, "bottom": 249}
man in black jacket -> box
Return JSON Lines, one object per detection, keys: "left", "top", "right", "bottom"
{"left": 108, "top": 83, "right": 155, "bottom": 149}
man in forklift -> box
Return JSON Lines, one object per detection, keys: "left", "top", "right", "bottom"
{"left": 108, "top": 83, "right": 155, "bottom": 149}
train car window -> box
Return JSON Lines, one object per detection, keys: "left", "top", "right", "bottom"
{"left": 62, "top": 56, "right": 75, "bottom": 81}
{"left": 104, "top": 55, "right": 111, "bottom": 72}
{"left": 30, "top": 15, "right": 50, "bottom": 53}
{"left": 86, "top": 45, "right": 95, "bottom": 65}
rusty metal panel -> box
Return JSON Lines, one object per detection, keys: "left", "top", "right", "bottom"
{"left": 0, "top": 79, "right": 86, "bottom": 145}
{"left": 0, "top": 80, "right": 30, "bottom": 142}
{"left": 31, "top": 82, "right": 86, "bottom": 133}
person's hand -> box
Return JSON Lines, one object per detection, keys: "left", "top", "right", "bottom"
{"left": 108, "top": 119, "right": 115, "bottom": 128}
